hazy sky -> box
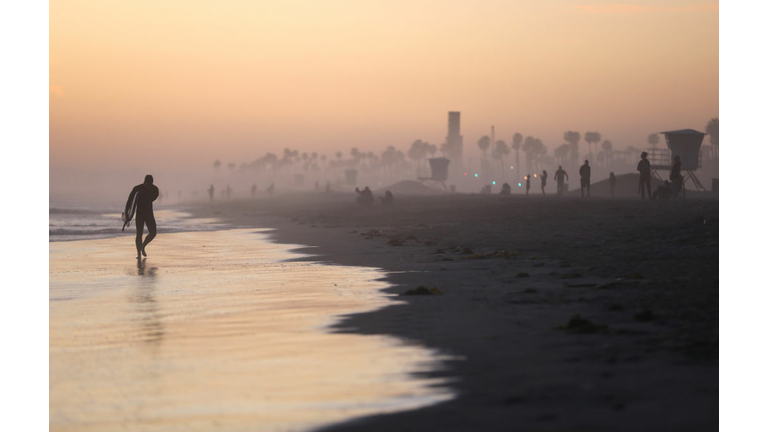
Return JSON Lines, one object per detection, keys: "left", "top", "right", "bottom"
{"left": 50, "top": 0, "right": 718, "bottom": 172}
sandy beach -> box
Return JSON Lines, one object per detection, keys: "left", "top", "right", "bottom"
{"left": 50, "top": 229, "right": 452, "bottom": 431}
{"left": 187, "top": 191, "right": 719, "bottom": 431}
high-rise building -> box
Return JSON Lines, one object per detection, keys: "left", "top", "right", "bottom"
{"left": 445, "top": 111, "right": 463, "bottom": 160}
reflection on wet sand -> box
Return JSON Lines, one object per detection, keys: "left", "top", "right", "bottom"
{"left": 50, "top": 229, "right": 452, "bottom": 431}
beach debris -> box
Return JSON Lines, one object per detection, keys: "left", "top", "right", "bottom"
{"left": 401, "top": 285, "right": 443, "bottom": 296}
{"left": 560, "top": 315, "right": 607, "bottom": 334}
{"left": 634, "top": 309, "right": 655, "bottom": 321}
{"left": 517, "top": 272, "right": 530, "bottom": 278}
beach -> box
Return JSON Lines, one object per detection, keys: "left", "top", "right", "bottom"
{"left": 187, "top": 192, "right": 719, "bottom": 431}
{"left": 50, "top": 228, "right": 452, "bottom": 431}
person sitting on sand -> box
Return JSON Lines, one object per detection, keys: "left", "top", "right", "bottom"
{"left": 609, "top": 172, "right": 617, "bottom": 197}
{"left": 380, "top": 190, "right": 394, "bottom": 206}
{"left": 124, "top": 175, "right": 160, "bottom": 259}
{"left": 652, "top": 180, "right": 672, "bottom": 200}
{"left": 579, "top": 160, "right": 591, "bottom": 198}
{"left": 355, "top": 186, "right": 374, "bottom": 206}
{"left": 500, "top": 182, "right": 511, "bottom": 195}
{"left": 638, "top": 152, "right": 652, "bottom": 200}
{"left": 554, "top": 166, "right": 569, "bottom": 195}
{"left": 540, "top": 170, "right": 548, "bottom": 195}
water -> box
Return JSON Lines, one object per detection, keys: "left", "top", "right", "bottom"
{"left": 49, "top": 201, "right": 222, "bottom": 242}
{"left": 49, "top": 223, "right": 454, "bottom": 430}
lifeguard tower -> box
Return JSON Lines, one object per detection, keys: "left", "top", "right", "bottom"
{"left": 645, "top": 129, "right": 707, "bottom": 191}
{"left": 418, "top": 157, "right": 450, "bottom": 190}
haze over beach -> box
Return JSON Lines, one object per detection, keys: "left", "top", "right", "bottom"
{"left": 50, "top": 0, "right": 717, "bottom": 200}
{"left": 43, "top": 1, "right": 727, "bottom": 431}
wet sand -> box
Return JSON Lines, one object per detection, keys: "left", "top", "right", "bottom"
{"left": 189, "top": 192, "right": 719, "bottom": 431}
{"left": 49, "top": 229, "right": 452, "bottom": 431}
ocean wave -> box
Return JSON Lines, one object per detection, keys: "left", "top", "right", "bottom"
{"left": 50, "top": 208, "right": 102, "bottom": 215}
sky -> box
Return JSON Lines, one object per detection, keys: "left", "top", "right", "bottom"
{"left": 50, "top": 0, "right": 718, "bottom": 176}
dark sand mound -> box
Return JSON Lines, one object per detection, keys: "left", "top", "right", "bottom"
{"left": 567, "top": 173, "right": 691, "bottom": 197}
{"left": 376, "top": 180, "right": 447, "bottom": 196}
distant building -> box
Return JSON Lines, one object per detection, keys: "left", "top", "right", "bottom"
{"left": 445, "top": 112, "right": 463, "bottom": 160}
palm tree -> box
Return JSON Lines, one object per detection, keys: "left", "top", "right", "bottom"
{"left": 601, "top": 140, "right": 613, "bottom": 168}
{"left": 492, "top": 140, "right": 510, "bottom": 180}
{"left": 522, "top": 136, "right": 536, "bottom": 173}
{"left": 477, "top": 136, "right": 491, "bottom": 163}
{"left": 647, "top": 133, "right": 660, "bottom": 149}
{"left": 554, "top": 144, "right": 570, "bottom": 164}
{"left": 584, "top": 132, "right": 601, "bottom": 156}
{"left": 563, "top": 131, "right": 581, "bottom": 165}
{"left": 705, "top": 118, "right": 719, "bottom": 158}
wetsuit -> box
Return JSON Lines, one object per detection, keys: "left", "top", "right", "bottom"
{"left": 125, "top": 183, "right": 160, "bottom": 254}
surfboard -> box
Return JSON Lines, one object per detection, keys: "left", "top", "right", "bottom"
{"left": 121, "top": 190, "right": 139, "bottom": 232}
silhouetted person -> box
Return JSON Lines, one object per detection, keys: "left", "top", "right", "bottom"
{"left": 652, "top": 180, "right": 672, "bottom": 200}
{"left": 500, "top": 182, "right": 511, "bottom": 195}
{"left": 251, "top": 183, "right": 257, "bottom": 199}
{"left": 579, "top": 160, "right": 591, "bottom": 198}
{"left": 380, "top": 190, "right": 394, "bottom": 206}
{"left": 609, "top": 172, "right": 617, "bottom": 197}
{"left": 670, "top": 155, "right": 683, "bottom": 197}
{"left": 225, "top": 184, "right": 233, "bottom": 199}
{"left": 525, "top": 175, "right": 531, "bottom": 195}
{"left": 540, "top": 170, "right": 548, "bottom": 195}
{"left": 554, "top": 166, "right": 569, "bottom": 195}
{"left": 123, "top": 175, "right": 159, "bottom": 259}
{"left": 267, "top": 183, "right": 275, "bottom": 196}
{"left": 208, "top": 184, "right": 214, "bottom": 201}
{"left": 637, "top": 152, "right": 652, "bottom": 199}
{"left": 355, "top": 186, "right": 374, "bottom": 206}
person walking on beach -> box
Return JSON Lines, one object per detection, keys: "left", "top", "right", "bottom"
{"left": 638, "top": 152, "right": 652, "bottom": 199}
{"left": 579, "top": 160, "right": 591, "bottom": 198}
{"left": 540, "top": 170, "right": 548, "bottom": 195}
{"left": 208, "top": 184, "right": 214, "bottom": 201}
{"left": 251, "top": 183, "right": 257, "bottom": 198}
{"left": 525, "top": 175, "right": 531, "bottom": 195}
{"left": 124, "top": 175, "right": 160, "bottom": 259}
{"left": 609, "top": 172, "right": 617, "bottom": 197}
{"left": 554, "top": 166, "right": 568, "bottom": 195}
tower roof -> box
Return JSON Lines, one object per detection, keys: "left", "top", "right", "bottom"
{"left": 659, "top": 129, "right": 706, "bottom": 135}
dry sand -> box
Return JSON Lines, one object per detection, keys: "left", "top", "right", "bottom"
{"left": 188, "top": 192, "right": 718, "bottom": 431}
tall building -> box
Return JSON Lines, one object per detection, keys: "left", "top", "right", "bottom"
{"left": 445, "top": 111, "right": 463, "bottom": 160}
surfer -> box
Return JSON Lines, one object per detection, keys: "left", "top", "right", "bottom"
{"left": 123, "top": 175, "right": 160, "bottom": 259}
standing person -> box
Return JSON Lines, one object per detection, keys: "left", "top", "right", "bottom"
{"left": 123, "top": 175, "right": 160, "bottom": 259}
{"left": 637, "top": 152, "right": 652, "bottom": 199}
{"left": 579, "top": 160, "right": 591, "bottom": 198}
{"left": 225, "top": 184, "right": 233, "bottom": 199}
{"left": 540, "top": 170, "right": 548, "bottom": 195}
{"left": 525, "top": 175, "right": 531, "bottom": 195}
{"left": 267, "top": 183, "right": 275, "bottom": 196}
{"left": 609, "top": 172, "right": 617, "bottom": 197}
{"left": 251, "top": 183, "right": 257, "bottom": 199}
{"left": 670, "top": 155, "right": 683, "bottom": 197}
{"left": 554, "top": 166, "right": 569, "bottom": 195}
{"left": 208, "top": 184, "right": 215, "bottom": 201}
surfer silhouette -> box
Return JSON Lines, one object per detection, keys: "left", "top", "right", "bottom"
{"left": 123, "top": 175, "right": 160, "bottom": 259}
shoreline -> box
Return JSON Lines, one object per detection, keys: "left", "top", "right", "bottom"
{"left": 187, "top": 192, "right": 718, "bottom": 431}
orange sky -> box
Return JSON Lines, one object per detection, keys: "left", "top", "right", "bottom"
{"left": 50, "top": 0, "right": 718, "bottom": 171}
